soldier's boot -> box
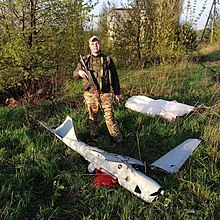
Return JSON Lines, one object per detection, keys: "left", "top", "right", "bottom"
{"left": 112, "top": 133, "right": 124, "bottom": 145}
{"left": 89, "top": 119, "right": 99, "bottom": 140}
{"left": 108, "top": 126, "right": 124, "bottom": 145}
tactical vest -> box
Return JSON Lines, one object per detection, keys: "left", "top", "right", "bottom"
{"left": 84, "top": 53, "right": 111, "bottom": 91}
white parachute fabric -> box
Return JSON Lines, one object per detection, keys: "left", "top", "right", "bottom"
{"left": 125, "top": 96, "right": 195, "bottom": 121}
{"left": 150, "top": 139, "right": 201, "bottom": 173}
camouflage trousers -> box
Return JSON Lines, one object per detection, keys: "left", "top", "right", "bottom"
{"left": 83, "top": 91, "right": 122, "bottom": 140}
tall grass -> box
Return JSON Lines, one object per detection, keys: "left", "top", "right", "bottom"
{"left": 1, "top": 56, "right": 220, "bottom": 219}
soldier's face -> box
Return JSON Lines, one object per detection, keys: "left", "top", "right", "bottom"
{"left": 89, "top": 40, "right": 101, "bottom": 55}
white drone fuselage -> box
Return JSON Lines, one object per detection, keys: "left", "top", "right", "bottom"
{"left": 42, "top": 116, "right": 163, "bottom": 203}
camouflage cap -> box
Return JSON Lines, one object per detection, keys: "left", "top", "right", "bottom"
{"left": 89, "top": 36, "right": 100, "bottom": 44}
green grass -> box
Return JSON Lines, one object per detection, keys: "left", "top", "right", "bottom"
{"left": 1, "top": 55, "right": 220, "bottom": 219}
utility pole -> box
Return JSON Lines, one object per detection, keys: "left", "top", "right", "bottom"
{"left": 210, "top": 0, "right": 217, "bottom": 43}
{"left": 200, "top": 0, "right": 219, "bottom": 43}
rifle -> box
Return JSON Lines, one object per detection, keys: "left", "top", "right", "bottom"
{"left": 79, "top": 55, "right": 103, "bottom": 111}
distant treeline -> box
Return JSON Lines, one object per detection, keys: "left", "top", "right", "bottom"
{"left": 0, "top": 0, "right": 215, "bottom": 101}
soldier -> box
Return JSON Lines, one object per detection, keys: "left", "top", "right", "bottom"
{"left": 73, "top": 36, "right": 123, "bottom": 144}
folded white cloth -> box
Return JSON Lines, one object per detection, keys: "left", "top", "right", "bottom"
{"left": 125, "top": 96, "right": 195, "bottom": 121}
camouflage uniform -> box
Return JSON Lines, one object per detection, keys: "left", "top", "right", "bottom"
{"left": 73, "top": 52, "right": 123, "bottom": 142}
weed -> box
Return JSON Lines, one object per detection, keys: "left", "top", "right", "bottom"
{"left": 1, "top": 55, "right": 220, "bottom": 219}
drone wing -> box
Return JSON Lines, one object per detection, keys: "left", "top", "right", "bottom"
{"left": 100, "top": 152, "right": 144, "bottom": 166}
{"left": 150, "top": 139, "right": 201, "bottom": 173}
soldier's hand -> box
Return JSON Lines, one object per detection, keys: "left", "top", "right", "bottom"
{"left": 115, "top": 95, "right": 121, "bottom": 103}
{"left": 78, "top": 70, "right": 88, "bottom": 78}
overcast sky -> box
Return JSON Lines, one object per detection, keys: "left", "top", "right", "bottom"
{"left": 91, "top": 0, "right": 215, "bottom": 30}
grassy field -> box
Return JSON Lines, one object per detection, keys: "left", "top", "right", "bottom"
{"left": 1, "top": 48, "right": 220, "bottom": 219}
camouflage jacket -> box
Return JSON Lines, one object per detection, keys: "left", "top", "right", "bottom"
{"left": 73, "top": 53, "right": 120, "bottom": 95}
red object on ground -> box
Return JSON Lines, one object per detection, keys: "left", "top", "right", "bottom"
{"left": 93, "top": 169, "right": 118, "bottom": 186}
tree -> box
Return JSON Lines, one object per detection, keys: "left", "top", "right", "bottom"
{"left": 0, "top": 0, "right": 93, "bottom": 101}
{"left": 97, "top": 0, "right": 199, "bottom": 68}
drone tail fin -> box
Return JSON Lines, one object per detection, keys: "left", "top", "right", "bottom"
{"left": 54, "top": 116, "right": 77, "bottom": 141}
{"left": 41, "top": 115, "right": 77, "bottom": 142}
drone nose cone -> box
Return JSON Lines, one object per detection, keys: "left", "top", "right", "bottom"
{"left": 150, "top": 187, "right": 164, "bottom": 197}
